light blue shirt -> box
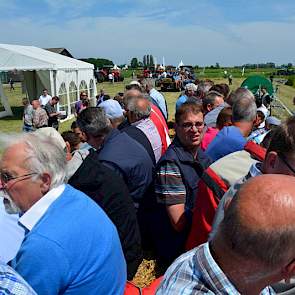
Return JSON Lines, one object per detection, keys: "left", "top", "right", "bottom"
{"left": 0, "top": 185, "right": 66, "bottom": 263}
{"left": 150, "top": 88, "right": 168, "bottom": 120}
{"left": 0, "top": 200, "right": 24, "bottom": 263}
{"left": 175, "top": 94, "right": 188, "bottom": 111}
{"left": 0, "top": 262, "right": 36, "bottom": 294}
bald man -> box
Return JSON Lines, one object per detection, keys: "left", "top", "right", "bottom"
{"left": 157, "top": 174, "right": 295, "bottom": 294}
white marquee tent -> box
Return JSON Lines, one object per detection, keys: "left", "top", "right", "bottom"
{"left": 177, "top": 60, "right": 184, "bottom": 69}
{"left": 0, "top": 43, "right": 97, "bottom": 118}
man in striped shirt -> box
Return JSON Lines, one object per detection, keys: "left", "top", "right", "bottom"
{"left": 152, "top": 102, "right": 211, "bottom": 268}
{"left": 157, "top": 174, "right": 295, "bottom": 294}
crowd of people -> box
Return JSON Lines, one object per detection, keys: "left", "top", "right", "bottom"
{"left": 1, "top": 77, "right": 295, "bottom": 295}
{"left": 21, "top": 89, "right": 63, "bottom": 131}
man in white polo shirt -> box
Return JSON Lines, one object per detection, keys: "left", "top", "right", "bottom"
{"left": 38, "top": 89, "right": 52, "bottom": 107}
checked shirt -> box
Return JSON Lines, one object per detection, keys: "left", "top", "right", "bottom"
{"left": 0, "top": 263, "right": 36, "bottom": 295}
{"left": 156, "top": 242, "right": 275, "bottom": 295}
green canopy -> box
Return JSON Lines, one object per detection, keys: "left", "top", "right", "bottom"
{"left": 241, "top": 75, "right": 273, "bottom": 96}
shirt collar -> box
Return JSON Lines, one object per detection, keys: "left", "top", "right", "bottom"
{"left": 19, "top": 184, "right": 65, "bottom": 231}
{"left": 249, "top": 162, "right": 262, "bottom": 178}
{"left": 201, "top": 243, "right": 275, "bottom": 295}
{"left": 201, "top": 243, "right": 239, "bottom": 294}
{"left": 132, "top": 118, "right": 147, "bottom": 127}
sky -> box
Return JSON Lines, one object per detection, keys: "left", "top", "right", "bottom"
{"left": 1, "top": 0, "right": 295, "bottom": 66}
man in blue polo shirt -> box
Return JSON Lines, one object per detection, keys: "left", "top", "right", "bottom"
{"left": 206, "top": 94, "right": 257, "bottom": 162}
{"left": 0, "top": 132, "right": 126, "bottom": 295}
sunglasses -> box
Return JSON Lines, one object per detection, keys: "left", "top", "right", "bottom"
{"left": 180, "top": 122, "right": 205, "bottom": 131}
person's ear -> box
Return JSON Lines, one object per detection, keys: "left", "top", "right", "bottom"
{"left": 81, "top": 131, "right": 88, "bottom": 142}
{"left": 282, "top": 258, "right": 295, "bottom": 280}
{"left": 65, "top": 142, "right": 72, "bottom": 161}
{"left": 40, "top": 172, "right": 51, "bottom": 195}
{"left": 253, "top": 114, "right": 259, "bottom": 126}
{"left": 263, "top": 151, "right": 278, "bottom": 172}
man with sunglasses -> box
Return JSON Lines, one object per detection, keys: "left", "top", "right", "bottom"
{"left": 145, "top": 102, "right": 211, "bottom": 268}
{"left": 0, "top": 132, "right": 126, "bottom": 295}
{"left": 209, "top": 116, "right": 295, "bottom": 294}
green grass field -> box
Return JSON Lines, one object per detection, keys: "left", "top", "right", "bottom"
{"left": 1, "top": 76, "right": 295, "bottom": 134}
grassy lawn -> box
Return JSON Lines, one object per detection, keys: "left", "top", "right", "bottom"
{"left": 1, "top": 77, "right": 295, "bottom": 134}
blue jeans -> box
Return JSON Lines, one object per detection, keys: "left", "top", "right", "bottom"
{"left": 22, "top": 124, "right": 34, "bottom": 132}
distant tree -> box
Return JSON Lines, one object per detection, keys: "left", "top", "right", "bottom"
{"left": 80, "top": 58, "right": 113, "bottom": 69}
{"left": 131, "top": 57, "right": 139, "bottom": 68}
{"left": 215, "top": 62, "right": 220, "bottom": 69}
{"left": 149, "top": 55, "right": 154, "bottom": 67}
{"left": 146, "top": 55, "right": 150, "bottom": 67}
{"left": 138, "top": 61, "right": 143, "bottom": 67}
{"left": 287, "top": 63, "right": 293, "bottom": 69}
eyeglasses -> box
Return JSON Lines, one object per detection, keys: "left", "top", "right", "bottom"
{"left": 278, "top": 153, "right": 295, "bottom": 175}
{"left": 180, "top": 122, "right": 205, "bottom": 131}
{"left": 0, "top": 172, "right": 38, "bottom": 186}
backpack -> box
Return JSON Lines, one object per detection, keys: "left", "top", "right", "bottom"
{"left": 185, "top": 141, "right": 266, "bottom": 250}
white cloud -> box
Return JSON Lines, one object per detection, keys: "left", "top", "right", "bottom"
{"left": 0, "top": 15, "right": 294, "bottom": 66}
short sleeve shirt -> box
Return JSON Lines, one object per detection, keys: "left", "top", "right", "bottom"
{"left": 155, "top": 161, "right": 186, "bottom": 205}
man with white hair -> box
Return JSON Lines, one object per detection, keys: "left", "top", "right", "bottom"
{"left": 175, "top": 83, "right": 198, "bottom": 110}
{"left": 0, "top": 132, "right": 126, "bottom": 294}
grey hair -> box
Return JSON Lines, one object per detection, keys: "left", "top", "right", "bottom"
{"left": 202, "top": 91, "right": 224, "bottom": 108}
{"left": 0, "top": 132, "right": 66, "bottom": 189}
{"left": 123, "top": 90, "right": 143, "bottom": 106}
{"left": 141, "top": 78, "right": 154, "bottom": 90}
{"left": 232, "top": 96, "right": 257, "bottom": 123}
{"left": 220, "top": 190, "right": 295, "bottom": 268}
{"left": 126, "top": 97, "right": 151, "bottom": 119}
{"left": 77, "top": 107, "right": 112, "bottom": 137}
{"left": 227, "top": 87, "right": 255, "bottom": 106}
{"left": 197, "top": 80, "right": 214, "bottom": 94}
